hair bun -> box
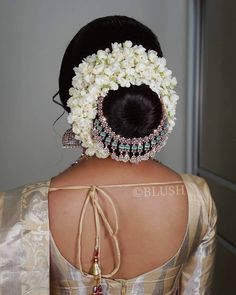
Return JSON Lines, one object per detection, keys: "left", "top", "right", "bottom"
{"left": 102, "top": 84, "right": 163, "bottom": 138}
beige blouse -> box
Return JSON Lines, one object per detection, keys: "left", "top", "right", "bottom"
{"left": 49, "top": 173, "right": 217, "bottom": 295}
{"left": 0, "top": 173, "right": 217, "bottom": 295}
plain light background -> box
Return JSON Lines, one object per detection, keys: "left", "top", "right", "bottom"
{"left": 0, "top": 0, "right": 187, "bottom": 190}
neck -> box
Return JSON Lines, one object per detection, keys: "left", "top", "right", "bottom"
{"left": 51, "top": 154, "right": 164, "bottom": 187}
{"left": 75, "top": 154, "right": 160, "bottom": 169}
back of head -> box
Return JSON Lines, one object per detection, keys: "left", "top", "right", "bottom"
{"left": 59, "top": 15, "right": 164, "bottom": 139}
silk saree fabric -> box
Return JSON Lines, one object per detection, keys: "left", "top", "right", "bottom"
{"left": 0, "top": 174, "right": 217, "bottom": 294}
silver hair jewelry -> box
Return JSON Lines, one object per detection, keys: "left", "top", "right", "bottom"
{"left": 62, "top": 128, "right": 81, "bottom": 148}
{"left": 91, "top": 96, "right": 169, "bottom": 164}
{"left": 62, "top": 130, "right": 89, "bottom": 164}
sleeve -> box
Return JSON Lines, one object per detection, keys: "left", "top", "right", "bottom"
{"left": 178, "top": 178, "right": 218, "bottom": 295}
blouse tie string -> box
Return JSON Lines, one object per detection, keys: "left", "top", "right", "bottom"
{"left": 77, "top": 184, "right": 121, "bottom": 278}
{"left": 50, "top": 184, "right": 121, "bottom": 278}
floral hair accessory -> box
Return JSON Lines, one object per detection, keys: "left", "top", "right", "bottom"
{"left": 65, "top": 40, "right": 179, "bottom": 163}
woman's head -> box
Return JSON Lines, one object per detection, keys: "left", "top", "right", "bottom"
{"left": 59, "top": 15, "right": 163, "bottom": 139}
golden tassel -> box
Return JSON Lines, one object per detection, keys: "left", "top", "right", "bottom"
{"left": 90, "top": 248, "right": 104, "bottom": 295}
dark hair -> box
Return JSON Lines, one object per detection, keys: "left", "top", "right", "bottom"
{"left": 58, "top": 15, "right": 163, "bottom": 138}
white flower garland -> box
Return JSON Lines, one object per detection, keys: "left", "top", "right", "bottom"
{"left": 67, "top": 40, "right": 179, "bottom": 158}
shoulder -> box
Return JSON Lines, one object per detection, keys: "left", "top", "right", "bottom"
{"left": 1, "top": 179, "right": 51, "bottom": 197}
{"left": 181, "top": 173, "right": 217, "bottom": 225}
{"left": 0, "top": 179, "right": 51, "bottom": 212}
{"left": 181, "top": 173, "right": 214, "bottom": 204}
{"left": 181, "top": 172, "right": 206, "bottom": 186}
{"left": 0, "top": 180, "right": 51, "bottom": 228}
{"left": 0, "top": 180, "right": 50, "bottom": 213}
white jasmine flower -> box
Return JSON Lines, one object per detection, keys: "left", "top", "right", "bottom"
{"left": 88, "top": 84, "right": 100, "bottom": 96}
{"left": 95, "top": 75, "right": 110, "bottom": 86}
{"left": 171, "top": 77, "right": 177, "bottom": 86}
{"left": 164, "top": 69, "right": 172, "bottom": 77}
{"left": 101, "top": 87, "right": 110, "bottom": 96}
{"left": 159, "top": 57, "right": 167, "bottom": 66}
{"left": 109, "top": 81, "right": 119, "bottom": 90}
{"left": 124, "top": 40, "right": 133, "bottom": 48}
{"left": 92, "top": 64, "right": 105, "bottom": 75}
{"left": 170, "top": 94, "right": 179, "bottom": 103}
{"left": 97, "top": 50, "right": 107, "bottom": 60}
{"left": 86, "top": 53, "right": 97, "bottom": 63}
{"left": 67, "top": 40, "right": 179, "bottom": 157}
{"left": 104, "top": 67, "right": 113, "bottom": 76}
{"left": 67, "top": 113, "right": 74, "bottom": 124}
{"left": 72, "top": 106, "right": 83, "bottom": 116}
{"left": 72, "top": 125, "right": 81, "bottom": 135}
{"left": 85, "top": 147, "right": 96, "bottom": 156}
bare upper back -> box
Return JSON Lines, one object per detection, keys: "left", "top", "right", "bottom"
{"left": 48, "top": 156, "right": 188, "bottom": 279}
